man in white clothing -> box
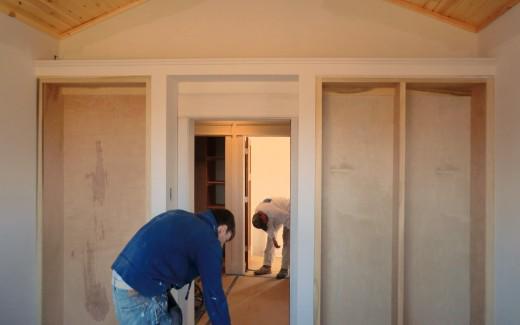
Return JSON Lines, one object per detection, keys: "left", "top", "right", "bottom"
{"left": 252, "top": 197, "right": 290, "bottom": 279}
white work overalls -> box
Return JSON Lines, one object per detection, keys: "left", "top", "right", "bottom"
{"left": 254, "top": 197, "right": 290, "bottom": 270}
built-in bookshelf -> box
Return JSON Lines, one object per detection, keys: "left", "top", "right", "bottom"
{"left": 195, "top": 136, "right": 225, "bottom": 212}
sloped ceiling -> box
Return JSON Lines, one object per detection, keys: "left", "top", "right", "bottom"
{"left": 0, "top": 0, "right": 147, "bottom": 38}
{"left": 387, "top": 0, "right": 520, "bottom": 32}
{"left": 0, "top": 0, "right": 518, "bottom": 38}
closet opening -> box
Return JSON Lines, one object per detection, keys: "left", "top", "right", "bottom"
{"left": 319, "top": 80, "right": 491, "bottom": 325}
{"left": 194, "top": 120, "right": 291, "bottom": 325}
{"left": 39, "top": 79, "right": 150, "bottom": 325}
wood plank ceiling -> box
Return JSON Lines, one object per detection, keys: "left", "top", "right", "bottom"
{"left": 387, "top": 0, "right": 520, "bottom": 32}
{"left": 0, "top": 0, "right": 147, "bottom": 38}
{"left": 0, "top": 0, "right": 518, "bottom": 38}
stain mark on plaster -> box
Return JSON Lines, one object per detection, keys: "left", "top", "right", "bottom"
{"left": 99, "top": 221, "right": 105, "bottom": 240}
{"left": 86, "top": 141, "right": 108, "bottom": 206}
{"left": 92, "top": 212, "right": 106, "bottom": 241}
{"left": 93, "top": 212, "right": 98, "bottom": 231}
{"left": 83, "top": 240, "right": 109, "bottom": 321}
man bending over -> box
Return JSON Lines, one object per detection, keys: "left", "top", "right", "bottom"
{"left": 111, "top": 208, "right": 235, "bottom": 325}
{"left": 252, "top": 197, "right": 290, "bottom": 279}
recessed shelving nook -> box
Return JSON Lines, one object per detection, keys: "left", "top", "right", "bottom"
{"left": 195, "top": 136, "right": 226, "bottom": 211}
{"left": 318, "top": 79, "right": 492, "bottom": 325}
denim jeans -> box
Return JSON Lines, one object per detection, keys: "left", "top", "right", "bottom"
{"left": 112, "top": 285, "right": 182, "bottom": 325}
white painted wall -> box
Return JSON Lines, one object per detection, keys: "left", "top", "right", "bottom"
{"left": 250, "top": 137, "right": 291, "bottom": 258}
{"left": 479, "top": 6, "right": 520, "bottom": 324}
{"left": 0, "top": 14, "right": 57, "bottom": 325}
{"left": 58, "top": 0, "right": 478, "bottom": 59}
{"left": 177, "top": 79, "right": 298, "bottom": 119}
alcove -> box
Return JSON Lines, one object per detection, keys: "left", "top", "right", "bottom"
{"left": 320, "top": 80, "right": 490, "bottom": 325}
{"left": 40, "top": 80, "right": 149, "bottom": 325}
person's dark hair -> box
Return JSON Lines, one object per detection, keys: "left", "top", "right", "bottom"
{"left": 210, "top": 208, "right": 236, "bottom": 240}
{"left": 252, "top": 212, "right": 268, "bottom": 231}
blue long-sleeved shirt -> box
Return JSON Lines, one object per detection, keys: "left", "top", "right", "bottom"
{"left": 112, "top": 209, "right": 231, "bottom": 325}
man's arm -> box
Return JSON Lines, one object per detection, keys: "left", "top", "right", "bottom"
{"left": 267, "top": 226, "right": 280, "bottom": 248}
{"left": 196, "top": 239, "right": 231, "bottom": 325}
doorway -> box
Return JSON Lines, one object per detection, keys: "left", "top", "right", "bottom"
{"left": 193, "top": 121, "right": 291, "bottom": 325}
{"left": 247, "top": 137, "right": 291, "bottom": 273}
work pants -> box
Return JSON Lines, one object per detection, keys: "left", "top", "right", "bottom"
{"left": 263, "top": 226, "right": 290, "bottom": 270}
{"left": 112, "top": 283, "right": 182, "bottom": 325}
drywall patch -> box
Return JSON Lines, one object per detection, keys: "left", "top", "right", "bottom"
{"left": 83, "top": 240, "right": 109, "bottom": 321}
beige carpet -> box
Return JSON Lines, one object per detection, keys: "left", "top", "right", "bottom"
{"left": 199, "top": 275, "right": 289, "bottom": 325}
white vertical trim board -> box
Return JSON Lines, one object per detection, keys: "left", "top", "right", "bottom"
{"left": 176, "top": 117, "right": 195, "bottom": 211}
{"left": 166, "top": 76, "right": 179, "bottom": 210}
{"left": 150, "top": 73, "right": 168, "bottom": 218}
{"left": 289, "top": 116, "right": 300, "bottom": 323}
{"left": 485, "top": 79, "right": 496, "bottom": 325}
{"left": 36, "top": 80, "right": 44, "bottom": 325}
{"left": 296, "top": 73, "right": 317, "bottom": 325}
{"left": 175, "top": 117, "right": 196, "bottom": 325}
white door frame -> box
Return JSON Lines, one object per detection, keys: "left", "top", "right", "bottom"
{"left": 178, "top": 117, "right": 297, "bottom": 325}
{"left": 193, "top": 121, "right": 292, "bottom": 275}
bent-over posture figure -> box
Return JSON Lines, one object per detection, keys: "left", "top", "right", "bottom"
{"left": 252, "top": 197, "right": 290, "bottom": 279}
{"left": 111, "top": 209, "right": 235, "bottom": 325}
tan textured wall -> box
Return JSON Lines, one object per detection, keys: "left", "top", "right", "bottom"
{"left": 41, "top": 89, "right": 147, "bottom": 325}
{"left": 405, "top": 90, "right": 471, "bottom": 325}
{"left": 62, "top": 93, "right": 147, "bottom": 324}
{"left": 321, "top": 87, "right": 487, "bottom": 325}
{"left": 321, "top": 89, "right": 395, "bottom": 324}
{"left": 59, "top": 0, "right": 478, "bottom": 59}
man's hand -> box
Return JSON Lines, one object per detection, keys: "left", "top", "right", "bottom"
{"left": 273, "top": 238, "right": 280, "bottom": 249}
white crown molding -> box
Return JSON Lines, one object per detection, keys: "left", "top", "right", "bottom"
{"left": 34, "top": 57, "right": 496, "bottom": 78}
{"left": 34, "top": 57, "right": 497, "bottom": 67}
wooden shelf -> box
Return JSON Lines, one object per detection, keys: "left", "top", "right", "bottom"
{"left": 208, "top": 204, "right": 225, "bottom": 209}
{"left": 206, "top": 155, "right": 225, "bottom": 160}
{"left": 195, "top": 136, "right": 226, "bottom": 212}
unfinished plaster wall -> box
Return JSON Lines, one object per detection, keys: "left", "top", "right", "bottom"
{"left": 42, "top": 87, "right": 147, "bottom": 325}
{"left": 404, "top": 90, "right": 471, "bottom": 325}
{"left": 321, "top": 86, "right": 487, "bottom": 325}
{"left": 321, "top": 89, "right": 395, "bottom": 324}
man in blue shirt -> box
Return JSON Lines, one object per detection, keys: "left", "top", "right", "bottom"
{"left": 111, "top": 208, "right": 235, "bottom": 325}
